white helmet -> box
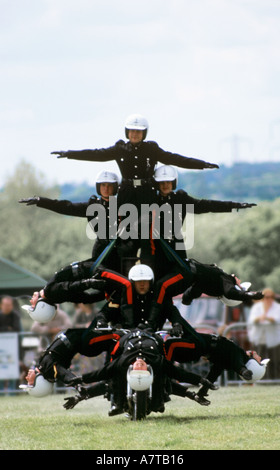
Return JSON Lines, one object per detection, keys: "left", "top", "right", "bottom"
{"left": 153, "top": 165, "right": 178, "bottom": 190}
{"left": 128, "top": 264, "right": 154, "bottom": 282}
{"left": 127, "top": 368, "right": 153, "bottom": 391}
{"left": 22, "top": 299, "right": 56, "bottom": 323}
{"left": 125, "top": 114, "right": 149, "bottom": 139}
{"left": 219, "top": 282, "right": 252, "bottom": 307}
{"left": 219, "top": 297, "right": 242, "bottom": 307}
{"left": 19, "top": 374, "right": 54, "bottom": 397}
{"left": 240, "top": 358, "right": 270, "bottom": 383}
{"left": 95, "top": 170, "right": 120, "bottom": 195}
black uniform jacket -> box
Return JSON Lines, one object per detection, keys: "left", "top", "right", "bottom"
{"left": 92, "top": 274, "right": 194, "bottom": 333}
{"left": 128, "top": 290, "right": 186, "bottom": 329}
{"left": 58, "top": 140, "right": 216, "bottom": 180}
{"left": 157, "top": 189, "right": 235, "bottom": 216}
{"left": 37, "top": 195, "right": 116, "bottom": 237}
{"left": 117, "top": 285, "right": 194, "bottom": 331}
{"left": 37, "top": 194, "right": 100, "bottom": 217}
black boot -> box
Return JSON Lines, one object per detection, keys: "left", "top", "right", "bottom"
{"left": 239, "top": 367, "right": 253, "bottom": 381}
{"left": 181, "top": 290, "right": 193, "bottom": 305}
{"left": 108, "top": 404, "right": 124, "bottom": 416}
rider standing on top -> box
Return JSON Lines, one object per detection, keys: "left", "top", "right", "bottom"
{"left": 51, "top": 114, "right": 219, "bottom": 196}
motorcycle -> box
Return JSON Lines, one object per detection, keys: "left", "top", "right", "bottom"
{"left": 63, "top": 327, "right": 219, "bottom": 419}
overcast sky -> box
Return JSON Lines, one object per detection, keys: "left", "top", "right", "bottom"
{"left": 1, "top": 0, "right": 280, "bottom": 187}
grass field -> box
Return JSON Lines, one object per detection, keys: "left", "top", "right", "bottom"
{"left": 0, "top": 385, "right": 279, "bottom": 451}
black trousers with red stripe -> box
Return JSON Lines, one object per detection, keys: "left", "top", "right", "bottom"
{"left": 43, "top": 327, "right": 122, "bottom": 360}
{"left": 96, "top": 266, "right": 133, "bottom": 305}
{"left": 154, "top": 271, "right": 187, "bottom": 305}
{"left": 43, "top": 258, "right": 103, "bottom": 304}
{"left": 37, "top": 327, "right": 124, "bottom": 385}
{"left": 78, "top": 328, "right": 123, "bottom": 357}
{"left": 43, "top": 261, "right": 134, "bottom": 306}
{"left": 145, "top": 267, "right": 193, "bottom": 331}
{"left": 163, "top": 333, "right": 250, "bottom": 382}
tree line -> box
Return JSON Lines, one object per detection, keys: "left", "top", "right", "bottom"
{"left": 57, "top": 161, "right": 280, "bottom": 203}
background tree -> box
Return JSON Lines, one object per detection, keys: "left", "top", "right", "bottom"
{"left": 188, "top": 199, "right": 280, "bottom": 291}
{"left": 0, "top": 160, "right": 93, "bottom": 280}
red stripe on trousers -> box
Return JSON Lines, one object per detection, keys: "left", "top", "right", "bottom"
{"left": 89, "top": 333, "right": 120, "bottom": 345}
{"left": 165, "top": 341, "right": 196, "bottom": 361}
{"left": 157, "top": 273, "right": 184, "bottom": 304}
{"left": 101, "top": 271, "right": 133, "bottom": 304}
{"left": 150, "top": 209, "right": 156, "bottom": 255}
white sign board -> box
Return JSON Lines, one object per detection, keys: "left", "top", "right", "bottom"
{"left": 0, "top": 333, "right": 20, "bottom": 380}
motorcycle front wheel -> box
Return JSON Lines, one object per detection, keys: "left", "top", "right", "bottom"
{"left": 131, "top": 390, "right": 149, "bottom": 421}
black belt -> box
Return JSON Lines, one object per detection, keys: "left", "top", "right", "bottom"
{"left": 57, "top": 332, "right": 73, "bottom": 350}
{"left": 122, "top": 178, "right": 153, "bottom": 188}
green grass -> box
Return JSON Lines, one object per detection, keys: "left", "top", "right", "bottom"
{"left": 0, "top": 385, "right": 280, "bottom": 450}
